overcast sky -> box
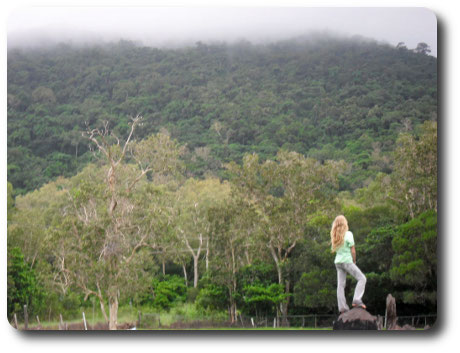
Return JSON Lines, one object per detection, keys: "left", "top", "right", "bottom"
{"left": 7, "top": 7, "right": 437, "bottom": 55}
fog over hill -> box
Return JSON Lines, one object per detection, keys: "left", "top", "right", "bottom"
{"left": 7, "top": 7, "right": 437, "bottom": 56}
{"left": 7, "top": 32, "right": 436, "bottom": 194}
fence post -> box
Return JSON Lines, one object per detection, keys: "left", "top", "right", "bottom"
{"left": 14, "top": 313, "right": 18, "bottom": 329}
{"left": 59, "top": 314, "right": 64, "bottom": 330}
{"left": 302, "top": 316, "right": 305, "bottom": 328}
{"left": 137, "top": 311, "right": 141, "bottom": 329}
{"left": 240, "top": 314, "right": 245, "bottom": 328}
{"left": 314, "top": 315, "right": 317, "bottom": 329}
{"left": 24, "top": 305, "right": 28, "bottom": 330}
{"left": 82, "top": 312, "right": 88, "bottom": 330}
{"left": 36, "top": 315, "right": 41, "bottom": 327}
{"left": 384, "top": 307, "right": 387, "bottom": 329}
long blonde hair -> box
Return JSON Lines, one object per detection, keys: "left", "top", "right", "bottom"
{"left": 330, "top": 215, "right": 349, "bottom": 252}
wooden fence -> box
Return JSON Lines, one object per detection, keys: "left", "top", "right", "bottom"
{"left": 10, "top": 305, "right": 436, "bottom": 330}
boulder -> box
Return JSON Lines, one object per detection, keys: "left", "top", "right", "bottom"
{"left": 333, "top": 307, "right": 378, "bottom": 330}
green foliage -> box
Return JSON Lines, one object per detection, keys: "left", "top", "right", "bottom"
{"left": 390, "top": 210, "right": 437, "bottom": 304}
{"left": 361, "top": 271, "right": 393, "bottom": 314}
{"left": 237, "top": 262, "right": 280, "bottom": 316}
{"left": 242, "top": 283, "right": 290, "bottom": 316}
{"left": 196, "top": 284, "right": 229, "bottom": 312}
{"left": 293, "top": 269, "right": 336, "bottom": 311}
{"left": 360, "top": 225, "right": 397, "bottom": 273}
{"left": 6, "top": 37, "right": 437, "bottom": 321}
{"left": 238, "top": 262, "right": 277, "bottom": 287}
{"left": 344, "top": 204, "right": 397, "bottom": 246}
{"left": 7, "top": 182, "right": 15, "bottom": 223}
{"left": 186, "top": 287, "right": 200, "bottom": 303}
{"left": 7, "top": 247, "right": 45, "bottom": 320}
{"left": 7, "top": 36, "right": 436, "bottom": 195}
{"left": 40, "top": 290, "right": 84, "bottom": 321}
{"left": 389, "top": 121, "right": 437, "bottom": 219}
{"left": 44, "top": 152, "right": 75, "bottom": 179}
{"left": 149, "top": 275, "right": 187, "bottom": 311}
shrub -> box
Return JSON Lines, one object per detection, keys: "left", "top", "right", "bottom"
{"left": 7, "top": 247, "right": 45, "bottom": 320}
{"left": 196, "top": 284, "right": 228, "bottom": 312}
{"left": 151, "top": 275, "right": 187, "bottom": 311}
{"left": 186, "top": 287, "right": 200, "bottom": 303}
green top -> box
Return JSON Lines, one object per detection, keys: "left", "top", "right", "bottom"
{"left": 334, "top": 231, "right": 355, "bottom": 264}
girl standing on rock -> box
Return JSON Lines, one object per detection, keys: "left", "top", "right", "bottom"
{"left": 330, "top": 215, "right": 367, "bottom": 314}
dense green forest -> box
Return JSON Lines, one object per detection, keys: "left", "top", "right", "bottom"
{"left": 7, "top": 35, "right": 437, "bottom": 329}
{"left": 7, "top": 35, "right": 436, "bottom": 194}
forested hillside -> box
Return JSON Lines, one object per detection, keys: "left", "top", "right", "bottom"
{"left": 7, "top": 35, "right": 437, "bottom": 194}
{"left": 7, "top": 35, "right": 437, "bottom": 329}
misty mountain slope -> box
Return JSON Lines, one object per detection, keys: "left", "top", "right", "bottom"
{"left": 7, "top": 36, "right": 437, "bottom": 194}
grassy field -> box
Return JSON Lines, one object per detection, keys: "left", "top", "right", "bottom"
{"left": 13, "top": 302, "right": 428, "bottom": 331}
{"left": 14, "top": 303, "right": 336, "bottom": 330}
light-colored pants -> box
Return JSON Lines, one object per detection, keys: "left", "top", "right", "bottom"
{"left": 335, "top": 262, "right": 366, "bottom": 312}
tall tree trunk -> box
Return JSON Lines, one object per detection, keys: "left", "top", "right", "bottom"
{"left": 269, "top": 244, "right": 290, "bottom": 326}
{"left": 183, "top": 234, "right": 202, "bottom": 288}
{"left": 229, "top": 292, "right": 237, "bottom": 324}
{"left": 99, "top": 298, "right": 109, "bottom": 323}
{"left": 231, "top": 302, "right": 237, "bottom": 324}
{"left": 109, "top": 295, "right": 118, "bottom": 330}
{"left": 245, "top": 248, "right": 251, "bottom": 266}
{"left": 96, "top": 283, "right": 109, "bottom": 323}
{"left": 269, "top": 245, "right": 283, "bottom": 284}
{"left": 280, "top": 280, "right": 290, "bottom": 327}
{"left": 193, "top": 255, "right": 199, "bottom": 288}
{"left": 205, "top": 238, "right": 209, "bottom": 272}
{"left": 182, "top": 263, "right": 188, "bottom": 287}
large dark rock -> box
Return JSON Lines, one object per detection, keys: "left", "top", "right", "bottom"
{"left": 333, "top": 307, "right": 378, "bottom": 330}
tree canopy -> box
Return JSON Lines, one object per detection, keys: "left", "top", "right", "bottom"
{"left": 7, "top": 36, "right": 437, "bottom": 327}
{"left": 8, "top": 35, "right": 436, "bottom": 195}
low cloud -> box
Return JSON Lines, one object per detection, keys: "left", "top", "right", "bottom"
{"left": 7, "top": 7, "right": 437, "bottom": 55}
